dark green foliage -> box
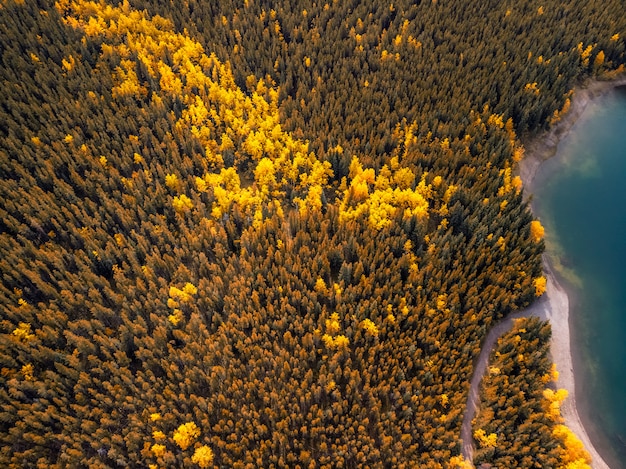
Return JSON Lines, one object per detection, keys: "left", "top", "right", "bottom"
{"left": 473, "top": 318, "right": 562, "bottom": 468}
{"left": 0, "top": 0, "right": 623, "bottom": 467}
{"left": 131, "top": 0, "right": 626, "bottom": 159}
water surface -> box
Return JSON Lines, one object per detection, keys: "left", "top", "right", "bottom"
{"left": 531, "top": 86, "right": 626, "bottom": 469}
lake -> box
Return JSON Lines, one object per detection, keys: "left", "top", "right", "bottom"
{"left": 531, "top": 86, "right": 626, "bottom": 469}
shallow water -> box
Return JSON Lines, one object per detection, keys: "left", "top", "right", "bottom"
{"left": 531, "top": 86, "right": 626, "bottom": 469}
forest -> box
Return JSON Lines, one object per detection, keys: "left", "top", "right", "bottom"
{"left": 0, "top": 0, "right": 624, "bottom": 467}
{"left": 472, "top": 317, "right": 591, "bottom": 469}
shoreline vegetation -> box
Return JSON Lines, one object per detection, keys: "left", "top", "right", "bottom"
{"left": 518, "top": 73, "right": 626, "bottom": 469}
{"left": 459, "top": 294, "right": 553, "bottom": 464}
{"left": 519, "top": 74, "right": 626, "bottom": 184}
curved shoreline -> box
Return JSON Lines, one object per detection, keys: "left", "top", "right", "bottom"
{"left": 518, "top": 74, "right": 626, "bottom": 469}
{"left": 519, "top": 75, "right": 626, "bottom": 184}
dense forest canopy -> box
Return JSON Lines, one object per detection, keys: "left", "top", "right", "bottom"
{"left": 0, "top": 0, "right": 624, "bottom": 467}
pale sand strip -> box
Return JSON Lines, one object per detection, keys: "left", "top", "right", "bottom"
{"left": 459, "top": 258, "right": 610, "bottom": 469}
{"left": 518, "top": 75, "right": 626, "bottom": 469}
{"left": 535, "top": 263, "right": 609, "bottom": 469}
{"left": 458, "top": 261, "right": 604, "bottom": 466}
{"left": 460, "top": 75, "right": 625, "bottom": 467}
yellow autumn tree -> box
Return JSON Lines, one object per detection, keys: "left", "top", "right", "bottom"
{"left": 314, "top": 277, "right": 327, "bottom": 293}
{"left": 165, "top": 173, "right": 180, "bottom": 191}
{"left": 541, "top": 382, "right": 591, "bottom": 469}
{"left": 191, "top": 445, "right": 214, "bottom": 468}
{"left": 12, "top": 322, "right": 34, "bottom": 342}
{"left": 449, "top": 455, "right": 473, "bottom": 469}
{"left": 151, "top": 443, "right": 166, "bottom": 457}
{"left": 474, "top": 428, "right": 497, "bottom": 448}
{"left": 333, "top": 335, "right": 350, "bottom": 348}
{"left": 594, "top": 50, "right": 605, "bottom": 69}
{"left": 497, "top": 166, "right": 521, "bottom": 196}
{"left": 325, "top": 313, "right": 341, "bottom": 335}
{"left": 543, "top": 388, "right": 569, "bottom": 421}
{"left": 172, "top": 194, "right": 193, "bottom": 213}
{"left": 534, "top": 276, "right": 547, "bottom": 296}
{"left": 530, "top": 220, "right": 545, "bottom": 242}
{"left": 361, "top": 318, "right": 379, "bottom": 337}
{"left": 173, "top": 421, "right": 200, "bottom": 450}
{"left": 21, "top": 363, "right": 34, "bottom": 380}
{"left": 553, "top": 425, "right": 592, "bottom": 469}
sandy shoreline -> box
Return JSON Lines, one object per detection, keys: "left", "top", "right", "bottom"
{"left": 519, "top": 75, "right": 626, "bottom": 184}
{"left": 518, "top": 74, "right": 626, "bottom": 469}
{"left": 527, "top": 262, "right": 610, "bottom": 469}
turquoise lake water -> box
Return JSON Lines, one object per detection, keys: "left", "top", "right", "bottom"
{"left": 531, "top": 86, "right": 626, "bottom": 469}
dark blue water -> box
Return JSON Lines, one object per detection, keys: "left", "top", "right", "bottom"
{"left": 532, "top": 86, "right": 626, "bottom": 469}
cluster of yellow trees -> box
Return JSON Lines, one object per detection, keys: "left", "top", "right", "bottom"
{"left": 339, "top": 156, "right": 431, "bottom": 230}
{"left": 58, "top": 0, "right": 333, "bottom": 225}
{"left": 167, "top": 282, "right": 197, "bottom": 326}
{"left": 147, "top": 416, "right": 213, "bottom": 468}
{"left": 58, "top": 0, "right": 494, "bottom": 237}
